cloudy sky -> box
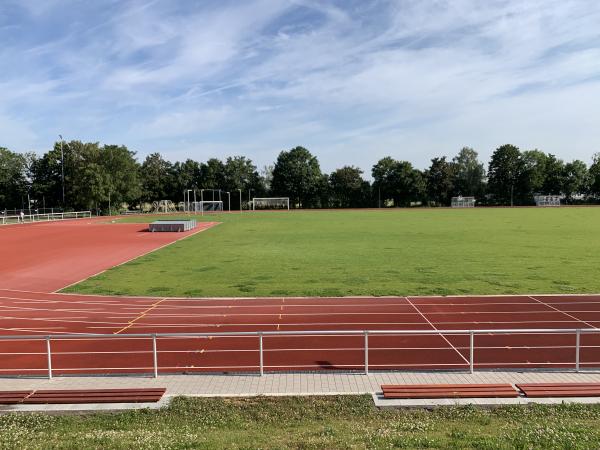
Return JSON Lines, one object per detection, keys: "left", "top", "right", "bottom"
{"left": 1, "top": 0, "right": 599, "bottom": 174}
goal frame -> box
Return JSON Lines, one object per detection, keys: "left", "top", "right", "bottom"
{"left": 252, "top": 197, "right": 290, "bottom": 211}
{"left": 191, "top": 200, "right": 223, "bottom": 212}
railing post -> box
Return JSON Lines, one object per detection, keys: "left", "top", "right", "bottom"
{"left": 152, "top": 334, "right": 158, "bottom": 378}
{"left": 364, "top": 331, "right": 369, "bottom": 375}
{"left": 576, "top": 329, "right": 581, "bottom": 373}
{"left": 259, "top": 332, "right": 264, "bottom": 376}
{"left": 469, "top": 331, "right": 474, "bottom": 374}
{"left": 46, "top": 336, "right": 52, "bottom": 379}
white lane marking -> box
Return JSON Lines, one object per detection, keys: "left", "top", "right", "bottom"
{"left": 405, "top": 297, "right": 470, "bottom": 365}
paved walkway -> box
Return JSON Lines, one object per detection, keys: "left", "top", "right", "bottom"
{"left": 3, "top": 370, "right": 600, "bottom": 397}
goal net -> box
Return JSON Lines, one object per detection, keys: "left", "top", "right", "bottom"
{"left": 252, "top": 197, "right": 290, "bottom": 211}
{"left": 451, "top": 196, "right": 476, "bottom": 208}
{"left": 534, "top": 195, "right": 561, "bottom": 207}
{"left": 191, "top": 201, "right": 223, "bottom": 212}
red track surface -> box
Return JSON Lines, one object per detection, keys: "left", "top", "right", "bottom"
{"left": 0, "top": 218, "right": 217, "bottom": 291}
{"left": 1, "top": 219, "right": 600, "bottom": 376}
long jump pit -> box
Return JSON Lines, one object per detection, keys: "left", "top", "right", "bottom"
{"left": 0, "top": 217, "right": 218, "bottom": 292}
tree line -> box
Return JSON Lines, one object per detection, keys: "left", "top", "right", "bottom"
{"left": 1, "top": 142, "right": 600, "bottom": 213}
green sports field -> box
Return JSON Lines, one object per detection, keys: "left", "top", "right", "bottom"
{"left": 65, "top": 207, "right": 600, "bottom": 298}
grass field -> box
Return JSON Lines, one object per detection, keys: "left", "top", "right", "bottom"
{"left": 2, "top": 396, "right": 600, "bottom": 449}
{"left": 66, "top": 207, "right": 600, "bottom": 298}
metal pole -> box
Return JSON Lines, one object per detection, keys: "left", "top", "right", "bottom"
{"left": 469, "top": 331, "right": 474, "bottom": 374}
{"left": 238, "top": 189, "right": 242, "bottom": 213}
{"left": 364, "top": 331, "right": 369, "bottom": 375}
{"left": 59, "top": 136, "right": 65, "bottom": 207}
{"left": 152, "top": 334, "right": 158, "bottom": 378}
{"left": 227, "top": 192, "right": 231, "bottom": 212}
{"left": 201, "top": 189, "right": 204, "bottom": 217}
{"left": 46, "top": 336, "right": 53, "bottom": 379}
{"left": 259, "top": 332, "right": 264, "bottom": 376}
{"left": 193, "top": 190, "right": 197, "bottom": 215}
{"left": 576, "top": 329, "right": 581, "bottom": 372}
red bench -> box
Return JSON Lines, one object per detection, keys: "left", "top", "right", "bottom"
{"left": 516, "top": 383, "right": 600, "bottom": 398}
{"left": 381, "top": 384, "right": 519, "bottom": 399}
{"left": 23, "top": 388, "right": 166, "bottom": 404}
{"left": 0, "top": 391, "right": 33, "bottom": 404}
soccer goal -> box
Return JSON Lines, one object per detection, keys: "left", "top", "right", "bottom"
{"left": 252, "top": 197, "right": 290, "bottom": 211}
{"left": 451, "top": 196, "right": 476, "bottom": 208}
{"left": 534, "top": 195, "right": 561, "bottom": 207}
{"left": 192, "top": 201, "right": 223, "bottom": 212}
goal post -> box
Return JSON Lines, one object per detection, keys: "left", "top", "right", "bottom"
{"left": 191, "top": 201, "right": 223, "bottom": 212}
{"left": 252, "top": 197, "right": 290, "bottom": 211}
{"left": 451, "top": 196, "right": 476, "bottom": 208}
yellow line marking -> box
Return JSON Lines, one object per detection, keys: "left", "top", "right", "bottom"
{"left": 114, "top": 298, "right": 166, "bottom": 334}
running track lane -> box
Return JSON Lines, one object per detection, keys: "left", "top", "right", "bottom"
{"left": 0, "top": 219, "right": 218, "bottom": 292}
{"left": 1, "top": 290, "right": 600, "bottom": 375}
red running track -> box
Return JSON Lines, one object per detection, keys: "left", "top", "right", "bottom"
{"left": 1, "top": 289, "right": 600, "bottom": 375}
{"left": 0, "top": 218, "right": 218, "bottom": 291}
{"left": 1, "top": 219, "right": 600, "bottom": 376}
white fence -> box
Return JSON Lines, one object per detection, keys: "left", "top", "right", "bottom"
{"left": 0, "top": 328, "right": 597, "bottom": 379}
{"left": 1, "top": 210, "right": 92, "bottom": 225}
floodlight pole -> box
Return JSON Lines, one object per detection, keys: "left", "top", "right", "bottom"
{"left": 186, "top": 189, "right": 193, "bottom": 215}
{"left": 193, "top": 189, "right": 197, "bottom": 215}
{"left": 238, "top": 189, "right": 242, "bottom": 213}
{"left": 226, "top": 192, "right": 230, "bottom": 212}
{"left": 59, "top": 135, "right": 65, "bottom": 208}
{"left": 200, "top": 189, "right": 204, "bottom": 217}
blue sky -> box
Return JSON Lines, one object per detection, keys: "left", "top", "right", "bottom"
{"left": 1, "top": 0, "right": 600, "bottom": 174}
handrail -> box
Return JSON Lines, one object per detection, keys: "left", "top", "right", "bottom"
{"left": 1, "top": 327, "right": 598, "bottom": 379}
{"left": 0, "top": 327, "right": 597, "bottom": 340}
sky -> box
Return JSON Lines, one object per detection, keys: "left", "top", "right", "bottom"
{"left": 1, "top": 0, "right": 600, "bottom": 175}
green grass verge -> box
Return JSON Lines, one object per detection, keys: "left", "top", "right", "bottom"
{"left": 2, "top": 396, "right": 600, "bottom": 449}
{"left": 65, "top": 207, "right": 600, "bottom": 297}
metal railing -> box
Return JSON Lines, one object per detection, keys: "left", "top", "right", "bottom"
{"left": 0, "top": 328, "right": 598, "bottom": 379}
{"left": 1, "top": 210, "right": 92, "bottom": 225}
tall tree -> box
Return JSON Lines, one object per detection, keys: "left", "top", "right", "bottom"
{"left": 271, "top": 147, "right": 323, "bottom": 208}
{"left": 140, "top": 153, "right": 174, "bottom": 201}
{"left": 425, "top": 157, "right": 454, "bottom": 206}
{"left": 0, "top": 147, "right": 31, "bottom": 210}
{"left": 488, "top": 144, "right": 522, "bottom": 206}
{"left": 562, "top": 160, "right": 588, "bottom": 202}
{"left": 102, "top": 145, "right": 142, "bottom": 212}
{"left": 329, "top": 166, "right": 370, "bottom": 208}
{"left": 590, "top": 153, "right": 600, "bottom": 197}
{"left": 516, "top": 150, "right": 548, "bottom": 204}
{"left": 372, "top": 157, "right": 425, "bottom": 207}
{"left": 542, "top": 154, "right": 565, "bottom": 195}
{"left": 199, "top": 158, "right": 225, "bottom": 191}
{"left": 452, "top": 147, "right": 486, "bottom": 198}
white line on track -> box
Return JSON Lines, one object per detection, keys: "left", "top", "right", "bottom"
{"left": 405, "top": 297, "right": 471, "bottom": 365}
{"left": 529, "top": 296, "right": 598, "bottom": 329}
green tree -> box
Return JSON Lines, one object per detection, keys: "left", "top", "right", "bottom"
{"left": 488, "top": 144, "right": 522, "bottom": 206}
{"left": 372, "top": 157, "right": 425, "bottom": 207}
{"left": 200, "top": 158, "right": 225, "bottom": 190}
{"left": 452, "top": 147, "right": 485, "bottom": 198}
{"left": 0, "top": 147, "right": 31, "bottom": 210}
{"left": 516, "top": 150, "right": 548, "bottom": 204}
{"left": 271, "top": 147, "right": 323, "bottom": 208}
{"left": 425, "top": 157, "right": 454, "bottom": 206}
{"left": 542, "top": 154, "right": 565, "bottom": 195}
{"left": 140, "top": 153, "right": 175, "bottom": 201}
{"left": 329, "top": 166, "right": 370, "bottom": 208}
{"left": 102, "top": 145, "right": 142, "bottom": 212}
{"left": 590, "top": 153, "right": 600, "bottom": 197}
{"left": 562, "top": 160, "right": 588, "bottom": 202}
